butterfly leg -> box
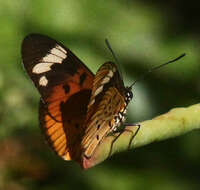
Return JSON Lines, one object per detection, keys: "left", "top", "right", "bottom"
{"left": 124, "top": 123, "right": 140, "bottom": 150}
{"left": 108, "top": 129, "right": 125, "bottom": 157}
{"left": 108, "top": 123, "right": 140, "bottom": 157}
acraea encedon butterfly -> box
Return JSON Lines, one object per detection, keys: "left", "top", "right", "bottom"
{"left": 21, "top": 33, "right": 185, "bottom": 162}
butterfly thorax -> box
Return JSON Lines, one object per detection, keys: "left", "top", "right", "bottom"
{"left": 112, "top": 87, "right": 133, "bottom": 131}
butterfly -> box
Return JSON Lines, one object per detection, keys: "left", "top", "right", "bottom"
{"left": 21, "top": 34, "right": 139, "bottom": 163}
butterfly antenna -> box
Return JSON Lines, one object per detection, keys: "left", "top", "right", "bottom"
{"left": 105, "top": 39, "right": 124, "bottom": 79}
{"left": 105, "top": 39, "right": 119, "bottom": 64}
{"left": 129, "top": 53, "right": 186, "bottom": 89}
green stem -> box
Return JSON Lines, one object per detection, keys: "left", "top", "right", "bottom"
{"left": 82, "top": 103, "right": 200, "bottom": 169}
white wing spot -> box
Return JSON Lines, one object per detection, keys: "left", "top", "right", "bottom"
{"left": 101, "top": 77, "right": 110, "bottom": 84}
{"left": 55, "top": 45, "right": 67, "bottom": 54}
{"left": 50, "top": 47, "right": 67, "bottom": 59}
{"left": 94, "top": 85, "right": 103, "bottom": 96}
{"left": 107, "top": 70, "right": 114, "bottom": 78}
{"left": 42, "top": 53, "right": 63, "bottom": 63}
{"left": 39, "top": 76, "right": 48, "bottom": 86}
{"left": 32, "top": 62, "right": 54, "bottom": 74}
{"left": 88, "top": 99, "right": 95, "bottom": 107}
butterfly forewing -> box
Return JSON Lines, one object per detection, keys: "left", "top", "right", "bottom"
{"left": 22, "top": 34, "right": 94, "bottom": 161}
{"left": 22, "top": 34, "right": 93, "bottom": 99}
{"left": 81, "top": 62, "right": 128, "bottom": 158}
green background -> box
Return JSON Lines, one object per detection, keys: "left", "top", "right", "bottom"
{"left": 0, "top": 0, "right": 200, "bottom": 189}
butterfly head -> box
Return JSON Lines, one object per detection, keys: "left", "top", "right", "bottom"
{"left": 124, "top": 87, "right": 133, "bottom": 104}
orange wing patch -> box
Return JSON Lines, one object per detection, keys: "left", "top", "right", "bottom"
{"left": 40, "top": 67, "right": 93, "bottom": 161}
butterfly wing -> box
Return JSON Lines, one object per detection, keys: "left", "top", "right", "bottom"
{"left": 81, "top": 62, "right": 127, "bottom": 159}
{"left": 22, "top": 34, "right": 94, "bottom": 161}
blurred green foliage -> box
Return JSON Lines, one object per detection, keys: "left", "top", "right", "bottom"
{"left": 0, "top": 0, "right": 200, "bottom": 189}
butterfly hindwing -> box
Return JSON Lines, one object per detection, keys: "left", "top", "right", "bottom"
{"left": 22, "top": 34, "right": 94, "bottom": 161}
{"left": 81, "top": 62, "right": 128, "bottom": 158}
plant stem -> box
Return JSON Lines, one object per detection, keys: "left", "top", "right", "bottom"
{"left": 82, "top": 103, "right": 200, "bottom": 169}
